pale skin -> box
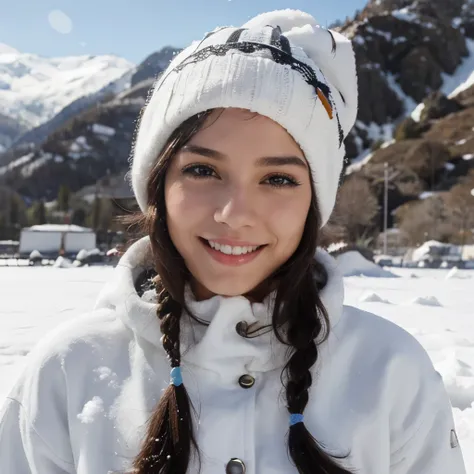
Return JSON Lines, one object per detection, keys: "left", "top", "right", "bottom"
{"left": 164, "top": 107, "right": 313, "bottom": 301}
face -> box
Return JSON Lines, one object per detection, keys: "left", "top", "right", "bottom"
{"left": 165, "top": 108, "right": 312, "bottom": 300}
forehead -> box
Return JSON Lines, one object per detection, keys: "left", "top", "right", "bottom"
{"left": 188, "top": 108, "right": 304, "bottom": 157}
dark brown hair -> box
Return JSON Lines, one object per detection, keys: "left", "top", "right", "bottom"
{"left": 131, "top": 110, "right": 352, "bottom": 473}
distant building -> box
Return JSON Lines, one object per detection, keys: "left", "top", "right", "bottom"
{"left": 19, "top": 224, "right": 96, "bottom": 258}
{"left": 0, "top": 240, "right": 19, "bottom": 256}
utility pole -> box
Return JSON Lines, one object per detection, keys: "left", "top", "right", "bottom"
{"left": 383, "top": 162, "right": 388, "bottom": 256}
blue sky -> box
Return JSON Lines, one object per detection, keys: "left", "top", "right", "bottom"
{"left": 1, "top": 0, "right": 368, "bottom": 63}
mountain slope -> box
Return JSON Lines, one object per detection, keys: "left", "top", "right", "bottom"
{"left": 0, "top": 1, "right": 473, "bottom": 225}
{"left": 341, "top": 0, "right": 473, "bottom": 157}
{"left": 0, "top": 48, "right": 178, "bottom": 201}
{"left": 0, "top": 43, "right": 134, "bottom": 148}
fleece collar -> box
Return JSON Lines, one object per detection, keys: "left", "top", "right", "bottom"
{"left": 95, "top": 237, "right": 344, "bottom": 378}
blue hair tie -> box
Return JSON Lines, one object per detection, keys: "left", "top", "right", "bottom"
{"left": 170, "top": 366, "right": 183, "bottom": 386}
{"left": 290, "top": 413, "right": 304, "bottom": 426}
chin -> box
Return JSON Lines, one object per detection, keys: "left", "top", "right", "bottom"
{"left": 199, "top": 275, "right": 261, "bottom": 298}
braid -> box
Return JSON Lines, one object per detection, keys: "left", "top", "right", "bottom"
{"left": 133, "top": 280, "right": 199, "bottom": 474}
{"left": 128, "top": 107, "right": 354, "bottom": 473}
{"left": 283, "top": 260, "right": 352, "bottom": 474}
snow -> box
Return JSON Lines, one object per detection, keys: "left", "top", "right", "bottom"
{"left": 419, "top": 191, "right": 437, "bottom": 200}
{"left": 92, "top": 123, "right": 115, "bottom": 136}
{"left": 29, "top": 250, "right": 43, "bottom": 260}
{"left": 0, "top": 44, "right": 134, "bottom": 129}
{"left": 391, "top": 8, "right": 418, "bottom": 23}
{"left": 359, "top": 292, "right": 391, "bottom": 304}
{"left": 411, "top": 102, "right": 425, "bottom": 122}
{"left": 410, "top": 295, "right": 442, "bottom": 307}
{"left": 444, "top": 39, "right": 474, "bottom": 98}
{"left": 446, "top": 267, "right": 461, "bottom": 280}
{"left": 336, "top": 251, "right": 398, "bottom": 278}
{"left": 76, "top": 136, "right": 92, "bottom": 148}
{"left": 77, "top": 396, "right": 104, "bottom": 424}
{"left": 413, "top": 240, "right": 462, "bottom": 262}
{"left": 69, "top": 136, "right": 93, "bottom": 159}
{"left": 0, "top": 43, "right": 20, "bottom": 56}
{"left": 385, "top": 72, "right": 418, "bottom": 116}
{"left": 345, "top": 121, "right": 396, "bottom": 174}
{"left": 365, "top": 26, "right": 392, "bottom": 42}
{"left": 76, "top": 248, "right": 101, "bottom": 261}
{"left": 343, "top": 266, "right": 474, "bottom": 469}
{"left": 346, "top": 149, "right": 373, "bottom": 174}
{"left": 53, "top": 256, "right": 74, "bottom": 268}
{"left": 21, "top": 153, "right": 51, "bottom": 177}
{"left": 28, "top": 224, "right": 92, "bottom": 233}
{"left": 0, "top": 152, "right": 34, "bottom": 176}
{"left": 0, "top": 265, "right": 474, "bottom": 469}
{"left": 353, "top": 35, "right": 365, "bottom": 45}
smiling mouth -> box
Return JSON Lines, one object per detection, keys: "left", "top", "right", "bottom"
{"left": 199, "top": 238, "right": 266, "bottom": 256}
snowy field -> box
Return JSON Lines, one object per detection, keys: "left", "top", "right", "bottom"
{"left": 0, "top": 263, "right": 473, "bottom": 470}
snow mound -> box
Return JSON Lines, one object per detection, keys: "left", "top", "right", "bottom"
{"left": 439, "top": 354, "right": 474, "bottom": 410}
{"left": 446, "top": 267, "right": 460, "bottom": 280}
{"left": 53, "top": 256, "right": 73, "bottom": 268}
{"left": 76, "top": 248, "right": 100, "bottom": 261}
{"left": 29, "top": 250, "right": 43, "bottom": 260}
{"left": 337, "top": 251, "right": 398, "bottom": 278}
{"left": 410, "top": 296, "right": 442, "bottom": 307}
{"left": 360, "top": 292, "right": 391, "bottom": 304}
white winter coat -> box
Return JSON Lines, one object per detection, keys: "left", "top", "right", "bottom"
{"left": 0, "top": 237, "right": 466, "bottom": 473}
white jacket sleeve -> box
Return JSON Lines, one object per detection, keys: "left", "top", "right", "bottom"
{"left": 0, "top": 345, "right": 76, "bottom": 473}
{"left": 389, "top": 337, "right": 466, "bottom": 474}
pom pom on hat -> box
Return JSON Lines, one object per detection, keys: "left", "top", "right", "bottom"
{"left": 130, "top": 10, "right": 358, "bottom": 226}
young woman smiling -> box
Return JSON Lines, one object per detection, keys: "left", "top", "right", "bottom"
{"left": 0, "top": 9, "right": 466, "bottom": 474}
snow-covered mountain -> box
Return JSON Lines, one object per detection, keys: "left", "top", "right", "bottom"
{"left": 1, "top": 0, "right": 473, "bottom": 228}
{"left": 0, "top": 43, "right": 134, "bottom": 147}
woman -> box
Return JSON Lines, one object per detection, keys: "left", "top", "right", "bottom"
{"left": 0, "top": 10, "right": 466, "bottom": 474}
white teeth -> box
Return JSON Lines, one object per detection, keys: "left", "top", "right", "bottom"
{"left": 207, "top": 240, "right": 260, "bottom": 256}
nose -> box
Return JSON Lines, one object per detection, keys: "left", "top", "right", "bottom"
{"left": 214, "top": 186, "right": 257, "bottom": 229}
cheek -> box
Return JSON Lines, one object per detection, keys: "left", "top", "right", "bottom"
{"left": 264, "top": 192, "right": 311, "bottom": 246}
{"left": 165, "top": 181, "right": 214, "bottom": 239}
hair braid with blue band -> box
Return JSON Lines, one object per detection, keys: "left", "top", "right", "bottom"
{"left": 170, "top": 366, "right": 183, "bottom": 386}
{"left": 290, "top": 413, "right": 304, "bottom": 426}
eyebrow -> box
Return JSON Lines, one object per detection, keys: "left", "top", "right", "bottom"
{"left": 181, "top": 144, "right": 307, "bottom": 168}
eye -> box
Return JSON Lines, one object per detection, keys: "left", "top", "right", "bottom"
{"left": 182, "top": 164, "right": 218, "bottom": 179}
{"left": 263, "top": 174, "right": 301, "bottom": 188}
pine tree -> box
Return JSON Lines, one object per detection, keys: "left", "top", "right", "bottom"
{"left": 57, "top": 184, "right": 71, "bottom": 212}
{"left": 72, "top": 208, "right": 87, "bottom": 227}
{"left": 30, "top": 200, "right": 47, "bottom": 225}
{"left": 9, "top": 195, "right": 20, "bottom": 227}
{"left": 92, "top": 196, "right": 101, "bottom": 231}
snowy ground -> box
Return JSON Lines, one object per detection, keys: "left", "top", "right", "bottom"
{"left": 0, "top": 264, "right": 473, "bottom": 470}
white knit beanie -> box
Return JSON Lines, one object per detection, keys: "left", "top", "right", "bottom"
{"left": 130, "top": 9, "right": 358, "bottom": 226}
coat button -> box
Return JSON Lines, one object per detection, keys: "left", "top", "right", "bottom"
{"left": 226, "top": 458, "right": 246, "bottom": 474}
{"left": 238, "top": 374, "right": 255, "bottom": 389}
{"left": 235, "top": 321, "right": 248, "bottom": 337}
